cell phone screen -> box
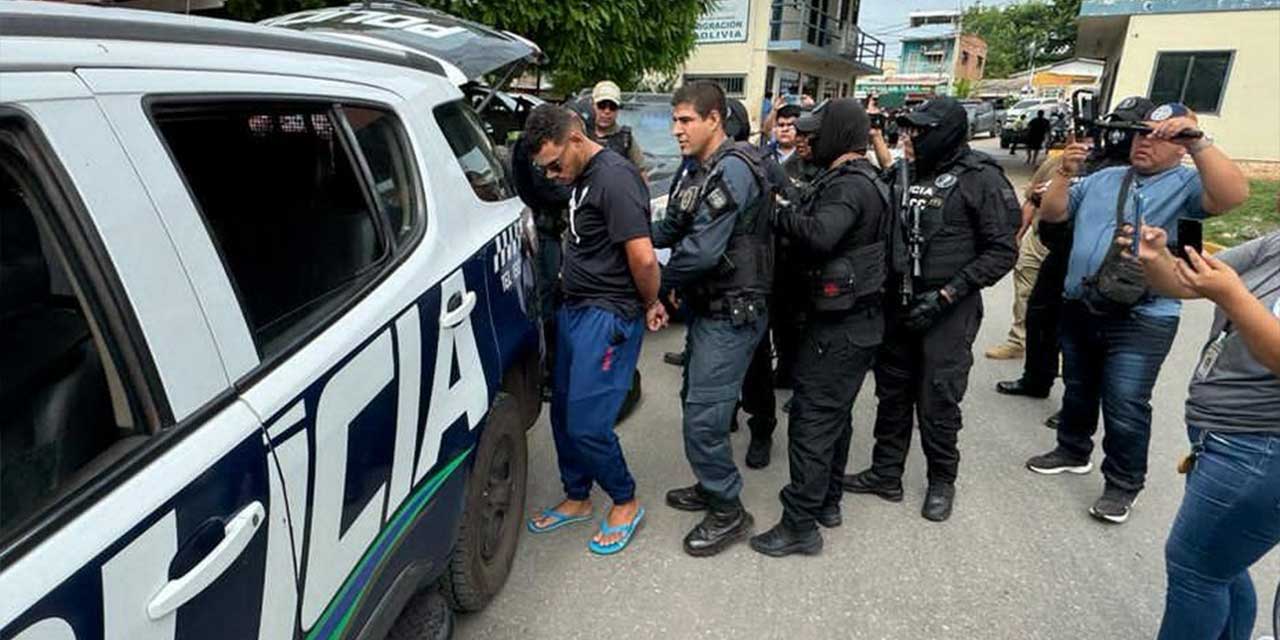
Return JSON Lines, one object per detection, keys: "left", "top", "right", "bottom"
{"left": 1176, "top": 218, "right": 1203, "bottom": 263}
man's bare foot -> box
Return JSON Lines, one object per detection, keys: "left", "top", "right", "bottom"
{"left": 593, "top": 500, "right": 641, "bottom": 547}
{"left": 530, "top": 498, "right": 591, "bottom": 530}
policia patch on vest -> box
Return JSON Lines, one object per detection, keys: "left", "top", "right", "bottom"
{"left": 704, "top": 173, "right": 739, "bottom": 219}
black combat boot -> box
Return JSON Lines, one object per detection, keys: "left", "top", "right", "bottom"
{"left": 666, "top": 484, "right": 711, "bottom": 512}
{"left": 841, "top": 469, "right": 904, "bottom": 502}
{"left": 922, "top": 482, "right": 955, "bottom": 522}
{"left": 745, "top": 437, "right": 772, "bottom": 469}
{"left": 683, "top": 497, "right": 754, "bottom": 557}
{"left": 749, "top": 522, "right": 823, "bottom": 557}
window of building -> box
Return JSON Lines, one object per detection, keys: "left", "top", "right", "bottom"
{"left": 1149, "top": 51, "right": 1232, "bottom": 114}
{"left": 154, "top": 101, "right": 395, "bottom": 359}
{"left": 683, "top": 74, "right": 748, "bottom": 98}
{"left": 977, "top": 55, "right": 985, "bottom": 72}
{"left": 433, "top": 100, "right": 515, "bottom": 203}
{"left": 778, "top": 69, "right": 802, "bottom": 99}
{"left": 961, "top": 51, "right": 970, "bottom": 66}
{"left": 765, "top": 66, "right": 777, "bottom": 99}
{"left": 1, "top": 123, "right": 144, "bottom": 539}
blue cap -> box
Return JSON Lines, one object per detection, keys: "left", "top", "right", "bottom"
{"left": 1149, "top": 102, "right": 1192, "bottom": 122}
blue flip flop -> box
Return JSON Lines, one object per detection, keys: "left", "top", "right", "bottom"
{"left": 588, "top": 506, "right": 646, "bottom": 556}
{"left": 527, "top": 507, "right": 593, "bottom": 534}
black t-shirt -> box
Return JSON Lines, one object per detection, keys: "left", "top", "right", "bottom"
{"left": 1027, "top": 117, "right": 1051, "bottom": 143}
{"left": 562, "top": 149, "right": 652, "bottom": 318}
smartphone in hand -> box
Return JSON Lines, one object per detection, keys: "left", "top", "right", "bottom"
{"left": 1174, "top": 218, "right": 1204, "bottom": 263}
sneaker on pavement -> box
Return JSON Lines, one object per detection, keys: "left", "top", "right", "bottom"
{"left": 1025, "top": 448, "right": 1092, "bottom": 475}
{"left": 1089, "top": 486, "right": 1139, "bottom": 524}
{"left": 985, "top": 343, "right": 1025, "bottom": 360}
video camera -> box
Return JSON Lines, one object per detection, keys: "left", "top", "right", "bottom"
{"left": 1071, "top": 89, "right": 1205, "bottom": 141}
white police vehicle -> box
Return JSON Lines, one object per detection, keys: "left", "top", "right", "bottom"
{"left": 0, "top": 2, "right": 544, "bottom": 638}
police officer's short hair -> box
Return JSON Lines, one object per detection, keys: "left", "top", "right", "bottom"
{"left": 672, "top": 80, "right": 726, "bottom": 123}
{"left": 523, "top": 104, "right": 583, "bottom": 153}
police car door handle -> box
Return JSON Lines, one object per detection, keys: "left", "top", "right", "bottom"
{"left": 441, "top": 291, "right": 477, "bottom": 328}
{"left": 146, "top": 501, "right": 265, "bottom": 620}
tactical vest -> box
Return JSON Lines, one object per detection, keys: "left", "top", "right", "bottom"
{"left": 894, "top": 152, "right": 995, "bottom": 290}
{"left": 665, "top": 141, "right": 775, "bottom": 304}
{"left": 802, "top": 161, "right": 892, "bottom": 313}
{"left": 599, "top": 126, "right": 635, "bottom": 163}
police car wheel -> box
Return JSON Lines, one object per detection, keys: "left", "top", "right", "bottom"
{"left": 614, "top": 369, "right": 642, "bottom": 428}
{"left": 387, "top": 586, "right": 453, "bottom": 640}
{"left": 441, "top": 391, "right": 528, "bottom": 612}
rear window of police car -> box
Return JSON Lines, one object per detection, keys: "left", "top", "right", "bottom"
{"left": 153, "top": 101, "right": 420, "bottom": 359}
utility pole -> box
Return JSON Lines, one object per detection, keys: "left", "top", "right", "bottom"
{"left": 1024, "top": 37, "right": 1038, "bottom": 95}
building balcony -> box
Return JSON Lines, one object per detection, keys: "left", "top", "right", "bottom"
{"left": 768, "top": 0, "right": 885, "bottom": 75}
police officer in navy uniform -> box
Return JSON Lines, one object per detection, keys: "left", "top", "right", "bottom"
{"left": 750, "top": 98, "right": 892, "bottom": 556}
{"left": 654, "top": 81, "right": 774, "bottom": 556}
{"left": 844, "top": 97, "right": 1020, "bottom": 522}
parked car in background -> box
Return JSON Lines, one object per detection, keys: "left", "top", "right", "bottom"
{"left": 1000, "top": 97, "right": 1068, "bottom": 148}
{"left": 961, "top": 100, "right": 999, "bottom": 139}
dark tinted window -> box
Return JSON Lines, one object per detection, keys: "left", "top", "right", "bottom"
{"left": 1150, "top": 51, "right": 1232, "bottom": 114}
{"left": 345, "top": 106, "right": 418, "bottom": 244}
{"left": 1, "top": 140, "right": 140, "bottom": 537}
{"left": 433, "top": 100, "right": 514, "bottom": 203}
{"left": 155, "top": 102, "right": 389, "bottom": 358}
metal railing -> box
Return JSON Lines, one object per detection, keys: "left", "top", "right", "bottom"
{"left": 768, "top": 0, "right": 885, "bottom": 70}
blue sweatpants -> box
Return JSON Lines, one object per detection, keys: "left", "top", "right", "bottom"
{"left": 550, "top": 304, "right": 644, "bottom": 504}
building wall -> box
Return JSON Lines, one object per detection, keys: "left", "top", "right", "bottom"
{"left": 900, "top": 37, "right": 954, "bottom": 76}
{"left": 953, "top": 34, "right": 988, "bottom": 82}
{"left": 680, "top": 0, "right": 869, "bottom": 132}
{"left": 1110, "top": 10, "right": 1280, "bottom": 161}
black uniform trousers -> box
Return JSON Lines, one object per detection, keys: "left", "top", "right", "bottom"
{"left": 739, "top": 328, "right": 777, "bottom": 440}
{"left": 1020, "top": 246, "right": 1068, "bottom": 391}
{"left": 781, "top": 310, "right": 880, "bottom": 532}
{"left": 870, "top": 293, "right": 983, "bottom": 485}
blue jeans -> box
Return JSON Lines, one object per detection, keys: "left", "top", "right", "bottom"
{"left": 1056, "top": 303, "right": 1178, "bottom": 491}
{"left": 1158, "top": 427, "right": 1280, "bottom": 640}
{"left": 549, "top": 305, "right": 644, "bottom": 503}
{"left": 681, "top": 310, "right": 768, "bottom": 501}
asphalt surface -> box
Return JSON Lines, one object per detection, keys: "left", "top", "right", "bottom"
{"left": 457, "top": 137, "right": 1280, "bottom": 640}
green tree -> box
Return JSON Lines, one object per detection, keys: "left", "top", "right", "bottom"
{"left": 225, "top": 0, "right": 715, "bottom": 95}
{"left": 953, "top": 77, "right": 976, "bottom": 98}
{"left": 962, "top": 0, "right": 1082, "bottom": 78}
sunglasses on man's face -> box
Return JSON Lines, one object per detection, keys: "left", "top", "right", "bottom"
{"left": 595, "top": 101, "right": 619, "bottom": 112}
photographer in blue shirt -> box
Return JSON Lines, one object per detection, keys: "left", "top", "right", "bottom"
{"left": 1025, "top": 102, "right": 1249, "bottom": 524}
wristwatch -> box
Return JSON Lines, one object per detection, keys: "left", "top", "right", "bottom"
{"left": 1189, "top": 133, "right": 1215, "bottom": 155}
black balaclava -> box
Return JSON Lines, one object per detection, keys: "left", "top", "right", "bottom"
{"left": 725, "top": 98, "right": 751, "bottom": 142}
{"left": 900, "top": 97, "right": 968, "bottom": 173}
{"left": 811, "top": 98, "right": 870, "bottom": 168}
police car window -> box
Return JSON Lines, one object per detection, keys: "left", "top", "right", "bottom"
{"left": 153, "top": 102, "right": 389, "bottom": 359}
{"left": 0, "top": 144, "right": 142, "bottom": 539}
{"left": 345, "top": 106, "right": 418, "bottom": 244}
{"left": 433, "top": 100, "right": 514, "bottom": 202}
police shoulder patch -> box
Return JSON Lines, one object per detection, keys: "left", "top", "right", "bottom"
{"left": 705, "top": 184, "right": 735, "bottom": 217}
{"left": 934, "top": 174, "right": 958, "bottom": 189}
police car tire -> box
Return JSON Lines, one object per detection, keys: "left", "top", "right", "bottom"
{"left": 441, "top": 391, "right": 528, "bottom": 612}
{"left": 614, "top": 369, "right": 642, "bottom": 428}
{"left": 387, "top": 586, "right": 453, "bottom": 640}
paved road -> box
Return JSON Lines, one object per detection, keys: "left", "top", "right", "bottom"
{"left": 457, "top": 137, "right": 1280, "bottom": 639}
